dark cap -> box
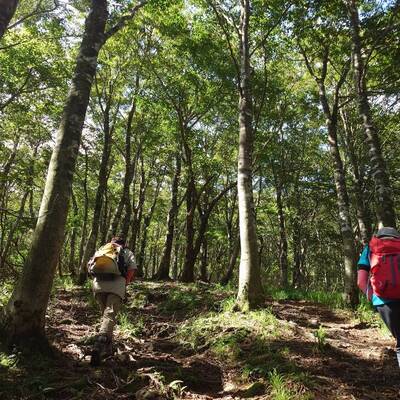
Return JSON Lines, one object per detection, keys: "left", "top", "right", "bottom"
{"left": 376, "top": 227, "right": 400, "bottom": 238}
{"left": 111, "top": 236, "right": 125, "bottom": 246}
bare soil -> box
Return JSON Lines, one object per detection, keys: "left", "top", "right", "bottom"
{"left": 1, "top": 282, "right": 399, "bottom": 400}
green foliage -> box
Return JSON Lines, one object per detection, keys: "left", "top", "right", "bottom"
{"left": 267, "top": 288, "right": 348, "bottom": 309}
{"left": 0, "top": 351, "right": 18, "bottom": 369}
{"left": 177, "top": 307, "right": 281, "bottom": 357}
{"left": 118, "top": 311, "right": 145, "bottom": 338}
{"left": 268, "top": 369, "right": 313, "bottom": 400}
{"left": 0, "top": 282, "right": 13, "bottom": 307}
{"left": 53, "top": 275, "right": 78, "bottom": 292}
{"left": 313, "top": 326, "right": 327, "bottom": 352}
{"left": 157, "top": 287, "right": 214, "bottom": 316}
{"left": 355, "top": 299, "right": 380, "bottom": 327}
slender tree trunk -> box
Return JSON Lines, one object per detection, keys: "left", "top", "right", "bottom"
{"left": 0, "top": 190, "right": 28, "bottom": 269}
{"left": 300, "top": 44, "right": 358, "bottom": 307}
{"left": 1, "top": 1, "right": 108, "bottom": 342}
{"left": 273, "top": 170, "right": 288, "bottom": 288}
{"left": 155, "top": 153, "right": 181, "bottom": 280}
{"left": 327, "top": 119, "right": 358, "bottom": 307}
{"left": 199, "top": 239, "right": 208, "bottom": 282}
{"left": 221, "top": 235, "right": 240, "bottom": 286}
{"left": 172, "top": 230, "right": 180, "bottom": 280}
{"left": 66, "top": 190, "right": 78, "bottom": 277}
{"left": 108, "top": 99, "right": 138, "bottom": 238}
{"left": 292, "top": 226, "right": 302, "bottom": 288}
{"left": 347, "top": 0, "right": 396, "bottom": 228}
{"left": 340, "top": 108, "right": 372, "bottom": 244}
{"left": 235, "top": 0, "right": 263, "bottom": 311}
{"left": 0, "top": 0, "right": 19, "bottom": 40}
{"left": 128, "top": 158, "right": 146, "bottom": 272}
{"left": 137, "top": 179, "right": 161, "bottom": 272}
{"left": 0, "top": 138, "right": 19, "bottom": 211}
{"left": 78, "top": 148, "right": 90, "bottom": 267}
{"left": 78, "top": 101, "right": 113, "bottom": 284}
{"left": 181, "top": 177, "right": 196, "bottom": 282}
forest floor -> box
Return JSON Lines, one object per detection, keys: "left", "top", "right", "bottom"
{"left": 1, "top": 281, "right": 400, "bottom": 400}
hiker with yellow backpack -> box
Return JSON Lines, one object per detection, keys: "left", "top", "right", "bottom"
{"left": 88, "top": 235, "right": 137, "bottom": 366}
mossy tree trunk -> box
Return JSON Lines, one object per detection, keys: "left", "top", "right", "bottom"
{"left": 1, "top": 0, "right": 109, "bottom": 342}
{"left": 347, "top": 0, "right": 396, "bottom": 228}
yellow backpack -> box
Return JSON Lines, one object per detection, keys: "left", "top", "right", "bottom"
{"left": 88, "top": 242, "right": 122, "bottom": 276}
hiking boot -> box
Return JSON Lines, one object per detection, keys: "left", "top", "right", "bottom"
{"left": 90, "top": 334, "right": 112, "bottom": 366}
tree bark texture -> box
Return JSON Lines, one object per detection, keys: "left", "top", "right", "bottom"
{"left": 221, "top": 235, "right": 240, "bottom": 286}
{"left": 181, "top": 177, "right": 196, "bottom": 282}
{"left": 2, "top": 0, "right": 108, "bottom": 341}
{"left": 235, "top": 0, "right": 263, "bottom": 311}
{"left": 340, "top": 108, "right": 372, "bottom": 244}
{"left": 155, "top": 153, "right": 181, "bottom": 280}
{"left": 137, "top": 178, "right": 162, "bottom": 276}
{"left": 347, "top": 0, "right": 396, "bottom": 228}
{"left": 272, "top": 168, "right": 289, "bottom": 288}
{"left": 316, "top": 58, "right": 358, "bottom": 307}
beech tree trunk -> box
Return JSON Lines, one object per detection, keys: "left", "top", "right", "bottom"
{"left": 1, "top": 0, "right": 108, "bottom": 342}
{"left": 108, "top": 94, "right": 139, "bottom": 238}
{"left": 78, "top": 148, "right": 90, "bottom": 267}
{"left": 340, "top": 108, "right": 372, "bottom": 244}
{"left": 221, "top": 235, "right": 240, "bottom": 286}
{"left": 181, "top": 177, "right": 196, "bottom": 282}
{"left": 301, "top": 45, "right": 358, "bottom": 307}
{"left": 0, "top": 0, "right": 19, "bottom": 40}
{"left": 137, "top": 178, "right": 162, "bottom": 273}
{"left": 272, "top": 167, "right": 289, "bottom": 288}
{"left": 78, "top": 98, "right": 114, "bottom": 284}
{"left": 347, "top": 0, "right": 396, "bottom": 228}
{"left": 235, "top": 0, "right": 263, "bottom": 311}
{"left": 199, "top": 240, "right": 208, "bottom": 282}
{"left": 155, "top": 153, "right": 181, "bottom": 280}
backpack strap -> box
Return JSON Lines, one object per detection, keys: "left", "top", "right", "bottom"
{"left": 117, "top": 248, "right": 127, "bottom": 278}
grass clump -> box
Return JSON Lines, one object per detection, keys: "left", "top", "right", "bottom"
{"left": 158, "top": 287, "right": 214, "bottom": 316}
{"left": 177, "top": 306, "right": 314, "bottom": 397}
{"left": 313, "top": 326, "right": 327, "bottom": 352}
{"left": 268, "top": 369, "right": 314, "bottom": 400}
{"left": 178, "top": 308, "right": 280, "bottom": 352}
{"left": 267, "top": 288, "right": 347, "bottom": 309}
{"left": 354, "top": 298, "right": 382, "bottom": 327}
{"left": 118, "top": 312, "right": 145, "bottom": 338}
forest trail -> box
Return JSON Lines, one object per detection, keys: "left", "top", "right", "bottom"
{"left": 1, "top": 281, "right": 399, "bottom": 400}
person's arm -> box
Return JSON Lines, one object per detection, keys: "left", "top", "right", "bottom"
{"left": 357, "top": 245, "right": 371, "bottom": 300}
{"left": 126, "top": 268, "right": 136, "bottom": 284}
{"left": 124, "top": 249, "right": 137, "bottom": 285}
{"left": 357, "top": 269, "right": 369, "bottom": 294}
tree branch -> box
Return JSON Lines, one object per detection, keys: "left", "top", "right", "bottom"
{"left": 104, "top": 1, "right": 147, "bottom": 41}
{"left": 7, "top": 0, "right": 59, "bottom": 31}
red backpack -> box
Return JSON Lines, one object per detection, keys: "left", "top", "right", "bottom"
{"left": 369, "top": 236, "right": 400, "bottom": 299}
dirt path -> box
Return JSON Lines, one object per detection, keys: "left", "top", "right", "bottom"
{"left": 2, "top": 282, "right": 399, "bottom": 400}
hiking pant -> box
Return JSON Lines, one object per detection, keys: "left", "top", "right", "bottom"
{"left": 95, "top": 292, "right": 122, "bottom": 339}
{"left": 376, "top": 302, "right": 400, "bottom": 366}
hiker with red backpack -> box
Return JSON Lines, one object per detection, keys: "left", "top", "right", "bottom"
{"left": 88, "top": 235, "right": 137, "bottom": 366}
{"left": 357, "top": 227, "right": 400, "bottom": 367}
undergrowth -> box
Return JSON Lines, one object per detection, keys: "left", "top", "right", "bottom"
{"left": 267, "top": 287, "right": 347, "bottom": 309}
{"left": 0, "top": 282, "right": 13, "bottom": 307}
